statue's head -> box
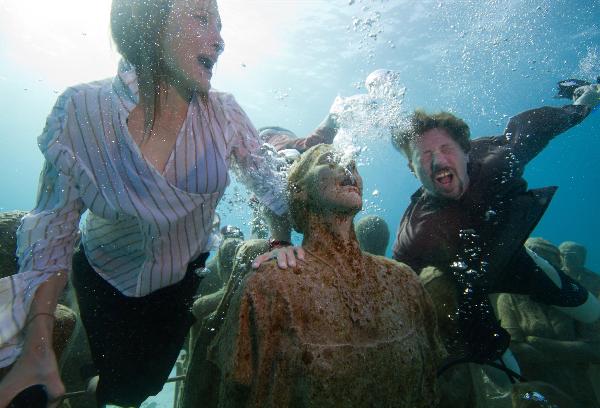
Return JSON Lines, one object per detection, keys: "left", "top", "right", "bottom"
{"left": 354, "top": 215, "right": 390, "bottom": 256}
{"left": 217, "top": 237, "right": 243, "bottom": 283}
{"left": 287, "top": 144, "right": 362, "bottom": 234}
{"left": 525, "top": 237, "right": 562, "bottom": 271}
{"left": 559, "top": 241, "right": 587, "bottom": 271}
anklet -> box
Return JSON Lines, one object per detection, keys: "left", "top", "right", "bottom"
{"left": 25, "top": 312, "right": 56, "bottom": 327}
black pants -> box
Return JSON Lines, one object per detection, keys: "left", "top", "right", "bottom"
{"left": 72, "top": 247, "right": 208, "bottom": 407}
{"left": 452, "top": 244, "right": 588, "bottom": 363}
{"left": 492, "top": 247, "right": 587, "bottom": 307}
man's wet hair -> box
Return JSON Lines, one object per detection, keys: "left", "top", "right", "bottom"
{"left": 391, "top": 110, "right": 471, "bottom": 158}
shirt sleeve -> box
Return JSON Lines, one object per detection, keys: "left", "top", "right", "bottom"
{"left": 266, "top": 125, "right": 337, "bottom": 153}
{"left": 0, "top": 91, "right": 84, "bottom": 368}
{"left": 16, "top": 161, "right": 84, "bottom": 275}
{"left": 502, "top": 104, "right": 590, "bottom": 166}
{"left": 223, "top": 94, "right": 288, "bottom": 216}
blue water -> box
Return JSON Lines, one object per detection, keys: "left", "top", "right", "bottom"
{"left": 0, "top": 1, "right": 599, "bottom": 405}
{"left": 216, "top": 0, "right": 600, "bottom": 270}
{"left": 1, "top": 1, "right": 598, "bottom": 270}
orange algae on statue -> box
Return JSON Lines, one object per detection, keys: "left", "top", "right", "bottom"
{"left": 204, "top": 248, "right": 443, "bottom": 407}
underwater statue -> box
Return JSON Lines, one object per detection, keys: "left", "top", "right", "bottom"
{"left": 0, "top": 0, "right": 307, "bottom": 405}
{"left": 390, "top": 87, "right": 600, "bottom": 368}
{"left": 0, "top": 211, "right": 26, "bottom": 277}
{"left": 196, "top": 225, "right": 245, "bottom": 299}
{"left": 181, "top": 144, "right": 444, "bottom": 407}
{"left": 497, "top": 238, "right": 600, "bottom": 408}
{"left": 191, "top": 237, "right": 244, "bottom": 344}
{"left": 354, "top": 214, "right": 390, "bottom": 256}
{"left": 558, "top": 241, "right": 600, "bottom": 406}
{"left": 249, "top": 120, "right": 340, "bottom": 241}
{"left": 559, "top": 241, "right": 600, "bottom": 297}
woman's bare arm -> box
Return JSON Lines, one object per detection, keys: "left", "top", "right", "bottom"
{"left": 0, "top": 271, "right": 68, "bottom": 408}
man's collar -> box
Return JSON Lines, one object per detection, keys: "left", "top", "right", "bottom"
{"left": 411, "top": 187, "right": 452, "bottom": 210}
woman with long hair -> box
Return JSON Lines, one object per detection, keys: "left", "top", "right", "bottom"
{"left": 0, "top": 1, "right": 296, "bottom": 406}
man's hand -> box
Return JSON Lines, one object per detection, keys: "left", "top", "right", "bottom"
{"left": 573, "top": 84, "right": 600, "bottom": 109}
{"left": 252, "top": 245, "right": 306, "bottom": 269}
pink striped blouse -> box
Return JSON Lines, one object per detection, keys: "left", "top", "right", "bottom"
{"left": 0, "top": 60, "right": 287, "bottom": 367}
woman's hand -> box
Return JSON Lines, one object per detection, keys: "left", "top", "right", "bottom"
{"left": 0, "top": 272, "right": 68, "bottom": 408}
{"left": 252, "top": 245, "right": 305, "bottom": 269}
{"left": 0, "top": 336, "right": 65, "bottom": 408}
{"left": 320, "top": 111, "right": 340, "bottom": 133}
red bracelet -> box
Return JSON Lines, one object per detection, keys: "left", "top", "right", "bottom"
{"left": 269, "top": 239, "right": 292, "bottom": 249}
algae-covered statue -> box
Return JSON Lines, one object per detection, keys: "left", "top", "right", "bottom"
{"left": 183, "top": 144, "right": 444, "bottom": 407}
{"left": 559, "top": 241, "right": 600, "bottom": 298}
{"left": 497, "top": 238, "right": 600, "bottom": 408}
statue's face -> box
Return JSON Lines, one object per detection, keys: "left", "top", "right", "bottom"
{"left": 561, "top": 249, "right": 586, "bottom": 270}
{"left": 304, "top": 149, "right": 363, "bottom": 216}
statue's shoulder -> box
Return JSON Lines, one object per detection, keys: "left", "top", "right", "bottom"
{"left": 366, "top": 253, "right": 419, "bottom": 276}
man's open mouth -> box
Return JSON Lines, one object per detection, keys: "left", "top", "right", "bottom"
{"left": 198, "top": 55, "right": 215, "bottom": 72}
{"left": 434, "top": 169, "right": 453, "bottom": 185}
